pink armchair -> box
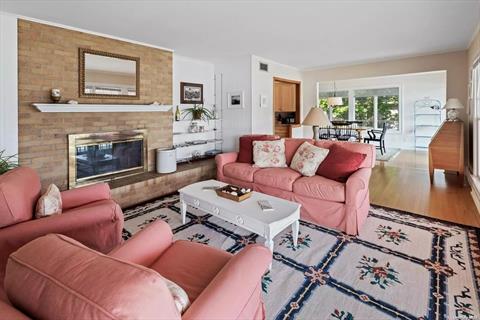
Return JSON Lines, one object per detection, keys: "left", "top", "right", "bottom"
{"left": 2, "top": 220, "right": 272, "bottom": 319}
{"left": 0, "top": 167, "right": 124, "bottom": 296}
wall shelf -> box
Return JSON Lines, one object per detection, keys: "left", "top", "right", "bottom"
{"left": 33, "top": 103, "right": 172, "bottom": 113}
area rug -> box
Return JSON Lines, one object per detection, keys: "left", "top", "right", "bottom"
{"left": 123, "top": 195, "right": 480, "bottom": 320}
{"left": 376, "top": 148, "right": 401, "bottom": 161}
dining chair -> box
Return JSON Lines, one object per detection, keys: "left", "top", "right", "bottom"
{"left": 335, "top": 125, "right": 359, "bottom": 142}
{"left": 364, "top": 123, "right": 387, "bottom": 155}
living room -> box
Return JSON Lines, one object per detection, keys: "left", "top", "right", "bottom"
{"left": 0, "top": 1, "right": 480, "bottom": 319}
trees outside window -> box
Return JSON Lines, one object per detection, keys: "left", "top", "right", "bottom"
{"left": 318, "top": 90, "right": 349, "bottom": 121}
{"left": 378, "top": 95, "right": 400, "bottom": 130}
{"left": 319, "top": 86, "right": 400, "bottom": 130}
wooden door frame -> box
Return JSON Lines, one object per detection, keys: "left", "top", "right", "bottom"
{"left": 273, "top": 77, "right": 301, "bottom": 137}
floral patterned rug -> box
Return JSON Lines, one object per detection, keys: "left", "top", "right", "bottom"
{"left": 123, "top": 194, "right": 480, "bottom": 320}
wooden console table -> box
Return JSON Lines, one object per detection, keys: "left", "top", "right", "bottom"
{"left": 428, "top": 121, "right": 464, "bottom": 184}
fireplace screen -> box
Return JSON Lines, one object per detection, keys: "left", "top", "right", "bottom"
{"left": 68, "top": 130, "right": 147, "bottom": 188}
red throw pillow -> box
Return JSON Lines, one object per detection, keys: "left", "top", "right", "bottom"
{"left": 237, "top": 135, "right": 280, "bottom": 163}
{"left": 316, "top": 144, "right": 367, "bottom": 182}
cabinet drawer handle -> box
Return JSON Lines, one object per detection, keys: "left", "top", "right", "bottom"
{"left": 236, "top": 215, "right": 244, "bottom": 225}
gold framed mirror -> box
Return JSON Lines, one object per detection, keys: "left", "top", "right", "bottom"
{"left": 79, "top": 48, "right": 140, "bottom": 99}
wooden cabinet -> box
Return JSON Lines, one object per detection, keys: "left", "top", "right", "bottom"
{"left": 274, "top": 80, "right": 296, "bottom": 112}
{"left": 273, "top": 77, "right": 301, "bottom": 138}
{"left": 428, "top": 121, "right": 464, "bottom": 184}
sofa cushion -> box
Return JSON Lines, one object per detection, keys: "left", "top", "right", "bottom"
{"left": 254, "top": 167, "right": 302, "bottom": 192}
{"left": 293, "top": 175, "right": 346, "bottom": 202}
{"left": 284, "top": 138, "right": 315, "bottom": 165}
{"left": 35, "top": 184, "right": 62, "bottom": 219}
{"left": 5, "top": 234, "right": 181, "bottom": 320}
{"left": 238, "top": 135, "right": 280, "bottom": 164}
{"left": 290, "top": 142, "right": 329, "bottom": 177}
{"left": 223, "top": 163, "right": 260, "bottom": 183}
{"left": 0, "top": 167, "right": 40, "bottom": 228}
{"left": 315, "top": 140, "right": 375, "bottom": 169}
{"left": 316, "top": 144, "right": 367, "bottom": 182}
{"left": 252, "top": 139, "right": 287, "bottom": 168}
{"left": 150, "top": 240, "right": 232, "bottom": 301}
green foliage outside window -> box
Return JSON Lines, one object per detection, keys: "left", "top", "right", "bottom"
{"left": 354, "top": 95, "right": 399, "bottom": 129}
{"left": 319, "top": 92, "right": 399, "bottom": 130}
{"left": 319, "top": 98, "right": 349, "bottom": 121}
{"left": 378, "top": 95, "right": 399, "bottom": 130}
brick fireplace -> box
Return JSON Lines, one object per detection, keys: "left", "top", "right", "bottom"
{"left": 17, "top": 20, "right": 173, "bottom": 190}
{"left": 68, "top": 130, "right": 148, "bottom": 188}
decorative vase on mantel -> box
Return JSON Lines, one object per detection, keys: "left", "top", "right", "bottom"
{"left": 51, "top": 88, "right": 61, "bottom": 103}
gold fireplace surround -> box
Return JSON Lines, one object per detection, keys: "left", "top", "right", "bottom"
{"left": 68, "top": 130, "right": 148, "bottom": 188}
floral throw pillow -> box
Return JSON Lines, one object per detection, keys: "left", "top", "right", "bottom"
{"left": 253, "top": 139, "right": 287, "bottom": 168}
{"left": 290, "top": 142, "right": 329, "bottom": 177}
{"left": 35, "top": 184, "right": 62, "bottom": 219}
{"left": 162, "top": 276, "right": 191, "bottom": 314}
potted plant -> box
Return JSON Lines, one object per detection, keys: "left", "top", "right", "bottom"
{"left": 182, "top": 104, "right": 214, "bottom": 121}
{"left": 0, "top": 150, "right": 18, "bottom": 175}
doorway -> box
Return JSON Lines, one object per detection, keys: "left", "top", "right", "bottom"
{"left": 273, "top": 77, "right": 301, "bottom": 138}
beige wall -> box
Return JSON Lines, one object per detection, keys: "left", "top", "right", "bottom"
{"left": 302, "top": 51, "right": 468, "bottom": 123}
{"left": 18, "top": 20, "right": 173, "bottom": 190}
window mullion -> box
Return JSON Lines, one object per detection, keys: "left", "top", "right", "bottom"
{"left": 349, "top": 91, "right": 355, "bottom": 121}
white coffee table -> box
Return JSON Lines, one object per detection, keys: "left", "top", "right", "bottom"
{"left": 178, "top": 180, "right": 301, "bottom": 256}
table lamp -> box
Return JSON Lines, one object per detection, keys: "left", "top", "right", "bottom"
{"left": 302, "top": 107, "right": 331, "bottom": 140}
{"left": 443, "top": 98, "right": 464, "bottom": 121}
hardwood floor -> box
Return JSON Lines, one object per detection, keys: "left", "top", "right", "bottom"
{"left": 370, "top": 149, "right": 480, "bottom": 227}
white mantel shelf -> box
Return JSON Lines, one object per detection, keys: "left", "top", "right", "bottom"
{"left": 33, "top": 103, "right": 172, "bottom": 113}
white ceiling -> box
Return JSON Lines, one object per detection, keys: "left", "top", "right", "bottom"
{"left": 1, "top": 0, "right": 479, "bottom": 70}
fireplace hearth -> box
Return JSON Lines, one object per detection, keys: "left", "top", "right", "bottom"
{"left": 68, "top": 130, "right": 147, "bottom": 188}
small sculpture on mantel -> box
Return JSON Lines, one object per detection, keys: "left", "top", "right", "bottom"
{"left": 50, "top": 88, "right": 61, "bottom": 103}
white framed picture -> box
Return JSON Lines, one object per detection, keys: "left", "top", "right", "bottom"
{"left": 227, "top": 91, "right": 244, "bottom": 109}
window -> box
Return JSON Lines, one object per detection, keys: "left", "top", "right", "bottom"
{"left": 318, "top": 90, "right": 349, "bottom": 121}
{"left": 354, "top": 88, "right": 400, "bottom": 130}
{"left": 318, "top": 85, "right": 400, "bottom": 130}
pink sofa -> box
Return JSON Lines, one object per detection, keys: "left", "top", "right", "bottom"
{"left": 1, "top": 220, "right": 271, "bottom": 319}
{"left": 0, "top": 167, "right": 124, "bottom": 298}
{"left": 216, "top": 138, "right": 375, "bottom": 235}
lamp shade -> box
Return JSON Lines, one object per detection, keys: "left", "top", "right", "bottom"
{"left": 327, "top": 96, "right": 343, "bottom": 106}
{"left": 302, "top": 107, "right": 331, "bottom": 126}
{"left": 443, "top": 98, "right": 464, "bottom": 109}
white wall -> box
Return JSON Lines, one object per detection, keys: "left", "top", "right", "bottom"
{"left": 214, "top": 55, "right": 252, "bottom": 151}
{"left": 172, "top": 54, "right": 219, "bottom": 161}
{"left": 314, "top": 71, "right": 447, "bottom": 149}
{"left": 0, "top": 12, "right": 18, "bottom": 156}
{"left": 250, "top": 55, "right": 302, "bottom": 135}
{"left": 173, "top": 54, "right": 215, "bottom": 108}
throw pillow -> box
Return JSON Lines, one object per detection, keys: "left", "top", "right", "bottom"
{"left": 290, "top": 142, "right": 329, "bottom": 177}
{"left": 253, "top": 139, "right": 287, "bottom": 168}
{"left": 238, "top": 135, "right": 280, "bottom": 163}
{"left": 35, "top": 184, "right": 62, "bottom": 218}
{"left": 162, "top": 277, "right": 191, "bottom": 314}
{"left": 316, "top": 144, "right": 367, "bottom": 182}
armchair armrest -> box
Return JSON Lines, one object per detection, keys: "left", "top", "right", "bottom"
{"left": 215, "top": 152, "right": 239, "bottom": 181}
{"left": 183, "top": 244, "right": 271, "bottom": 320}
{"left": 0, "top": 200, "right": 123, "bottom": 284}
{"left": 61, "top": 183, "right": 111, "bottom": 210}
{"left": 109, "top": 220, "right": 173, "bottom": 267}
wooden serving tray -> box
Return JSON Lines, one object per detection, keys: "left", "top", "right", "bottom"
{"left": 215, "top": 184, "right": 252, "bottom": 202}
